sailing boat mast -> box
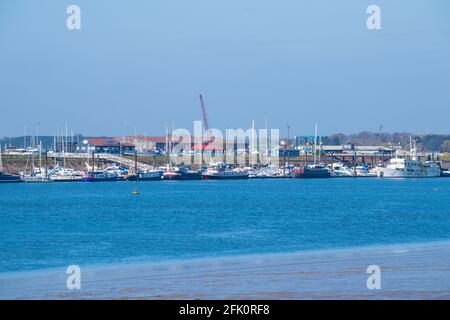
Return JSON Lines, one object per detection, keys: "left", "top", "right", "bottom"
{"left": 313, "top": 124, "right": 318, "bottom": 166}
{"left": 0, "top": 147, "right": 3, "bottom": 172}
{"left": 169, "top": 121, "right": 174, "bottom": 170}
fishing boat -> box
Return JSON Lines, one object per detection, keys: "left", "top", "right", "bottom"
{"left": 163, "top": 166, "right": 202, "bottom": 180}
{"left": 82, "top": 171, "right": 118, "bottom": 182}
{"left": 127, "top": 170, "right": 164, "bottom": 181}
{"left": 292, "top": 165, "right": 331, "bottom": 178}
{"left": 202, "top": 164, "right": 249, "bottom": 180}
{"left": 202, "top": 169, "right": 249, "bottom": 180}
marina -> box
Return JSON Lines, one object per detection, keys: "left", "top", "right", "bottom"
{"left": 1, "top": 132, "right": 449, "bottom": 184}
{"left": 0, "top": 155, "right": 449, "bottom": 184}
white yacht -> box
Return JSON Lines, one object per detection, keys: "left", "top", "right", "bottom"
{"left": 22, "top": 167, "right": 47, "bottom": 183}
{"left": 376, "top": 159, "right": 440, "bottom": 178}
{"left": 49, "top": 167, "right": 83, "bottom": 182}
{"left": 376, "top": 139, "right": 440, "bottom": 178}
{"left": 351, "top": 164, "right": 377, "bottom": 177}
{"left": 327, "top": 163, "right": 353, "bottom": 177}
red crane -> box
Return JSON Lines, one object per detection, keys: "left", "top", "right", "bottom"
{"left": 199, "top": 94, "right": 209, "bottom": 131}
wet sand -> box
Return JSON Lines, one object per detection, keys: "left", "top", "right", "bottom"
{"left": 1, "top": 241, "right": 450, "bottom": 299}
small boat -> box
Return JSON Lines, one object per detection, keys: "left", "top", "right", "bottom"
{"left": 255, "top": 165, "right": 283, "bottom": 179}
{"left": 202, "top": 164, "right": 249, "bottom": 180}
{"left": 49, "top": 167, "right": 83, "bottom": 182}
{"left": 82, "top": 171, "right": 118, "bottom": 182}
{"left": 327, "top": 163, "right": 353, "bottom": 177}
{"left": 22, "top": 168, "right": 48, "bottom": 183}
{"left": 104, "top": 165, "right": 129, "bottom": 181}
{"left": 350, "top": 164, "right": 377, "bottom": 177}
{"left": 163, "top": 166, "right": 202, "bottom": 180}
{"left": 127, "top": 170, "right": 164, "bottom": 181}
{"left": 291, "top": 165, "right": 331, "bottom": 179}
{"left": 0, "top": 171, "right": 22, "bottom": 183}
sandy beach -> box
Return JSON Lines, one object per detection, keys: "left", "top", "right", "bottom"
{"left": 1, "top": 241, "right": 449, "bottom": 300}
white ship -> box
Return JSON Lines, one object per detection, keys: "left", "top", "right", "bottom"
{"left": 376, "top": 139, "right": 440, "bottom": 178}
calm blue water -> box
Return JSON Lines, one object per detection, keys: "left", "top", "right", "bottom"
{"left": 0, "top": 178, "right": 449, "bottom": 273}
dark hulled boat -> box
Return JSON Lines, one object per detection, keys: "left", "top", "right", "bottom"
{"left": 291, "top": 165, "right": 331, "bottom": 179}
{"left": 202, "top": 170, "right": 249, "bottom": 180}
{"left": 82, "top": 171, "right": 118, "bottom": 182}
{"left": 0, "top": 171, "right": 22, "bottom": 183}
{"left": 202, "top": 163, "right": 249, "bottom": 180}
{"left": 127, "top": 170, "right": 164, "bottom": 181}
{"left": 163, "top": 167, "right": 202, "bottom": 180}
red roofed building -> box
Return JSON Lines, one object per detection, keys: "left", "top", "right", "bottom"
{"left": 78, "top": 137, "right": 135, "bottom": 154}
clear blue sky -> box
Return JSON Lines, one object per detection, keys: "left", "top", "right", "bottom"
{"left": 1, "top": 0, "right": 449, "bottom": 137}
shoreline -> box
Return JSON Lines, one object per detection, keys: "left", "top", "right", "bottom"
{"left": 1, "top": 239, "right": 449, "bottom": 277}
{"left": 1, "top": 240, "right": 450, "bottom": 299}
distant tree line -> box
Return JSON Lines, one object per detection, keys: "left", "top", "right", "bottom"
{"left": 1, "top": 132, "right": 450, "bottom": 153}
{"left": 326, "top": 132, "right": 450, "bottom": 152}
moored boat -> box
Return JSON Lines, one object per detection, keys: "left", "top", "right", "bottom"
{"left": 22, "top": 168, "right": 48, "bottom": 183}
{"left": 163, "top": 166, "right": 202, "bottom": 180}
{"left": 327, "top": 163, "right": 353, "bottom": 177}
{"left": 202, "top": 163, "right": 249, "bottom": 180}
{"left": 202, "top": 168, "right": 249, "bottom": 180}
{"left": 49, "top": 167, "right": 83, "bottom": 182}
{"left": 376, "top": 138, "right": 440, "bottom": 178}
{"left": 291, "top": 165, "right": 331, "bottom": 179}
{"left": 0, "top": 171, "right": 22, "bottom": 183}
{"left": 376, "top": 159, "right": 441, "bottom": 178}
{"left": 350, "top": 164, "right": 377, "bottom": 177}
{"left": 82, "top": 171, "right": 118, "bottom": 182}
{"left": 0, "top": 149, "right": 22, "bottom": 183}
{"left": 127, "top": 170, "right": 164, "bottom": 181}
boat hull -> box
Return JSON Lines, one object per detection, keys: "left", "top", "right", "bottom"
{"left": 292, "top": 167, "right": 331, "bottom": 179}
{"left": 82, "top": 172, "right": 118, "bottom": 182}
{"left": 50, "top": 177, "right": 83, "bottom": 182}
{"left": 0, "top": 175, "right": 22, "bottom": 183}
{"left": 127, "top": 171, "right": 164, "bottom": 181}
{"left": 202, "top": 174, "right": 249, "bottom": 180}
{"left": 376, "top": 168, "right": 440, "bottom": 178}
{"left": 163, "top": 173, "right": 202, "bottom": 180}
{"left": 82, "top": 177, "right": 118, "bottom": 182}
